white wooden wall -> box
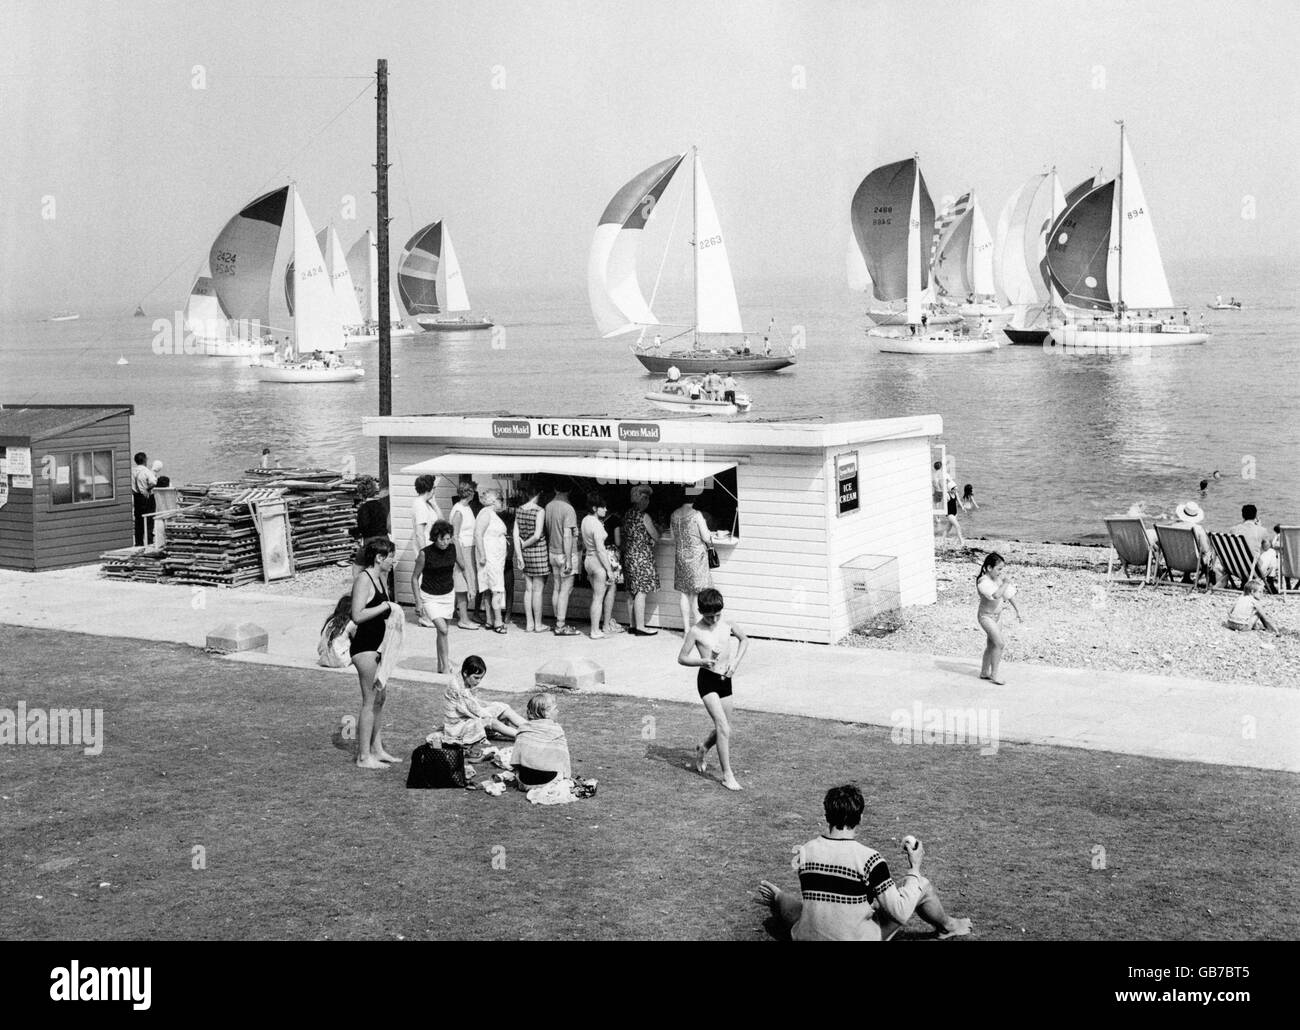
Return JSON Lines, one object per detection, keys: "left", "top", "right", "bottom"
{"left": 824, "top": 436, "right": 938, "bottom": 640}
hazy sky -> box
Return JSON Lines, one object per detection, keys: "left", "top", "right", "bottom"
{"left": 1, "top": 0, "right": 1295, "bottom": 316}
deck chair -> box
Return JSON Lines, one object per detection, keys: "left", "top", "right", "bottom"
{"left": 1153, "top": 524, "right": 1205, "bottom": 592}
{"left": 1209, "top": 532, "right": 1257, "bottom": 592}
{"left": 1279, "top": 526, "right": 1300, "bottom": 601}
{"left": 1103, "top": 516, "right": 1156, "bottom": 586}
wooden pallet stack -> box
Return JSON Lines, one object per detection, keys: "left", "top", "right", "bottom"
{"left": 100, "top": 468, "right": 369, "bottom": 586}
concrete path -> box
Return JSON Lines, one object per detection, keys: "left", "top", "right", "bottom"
{"left": 2, "top": 566, "right": 1296, "bottom": 772}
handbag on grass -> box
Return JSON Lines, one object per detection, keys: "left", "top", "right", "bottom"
{"left": 407, "top": 740, "right": 467, "bottom": 789}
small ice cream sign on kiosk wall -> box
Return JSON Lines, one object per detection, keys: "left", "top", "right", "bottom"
{"left": 836, "top": 451, "right": 859, "bottom": 516}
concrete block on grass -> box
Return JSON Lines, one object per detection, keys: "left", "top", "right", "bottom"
{"left": 207, "top": 622, "right": 268, "bottom": 653}
{"left": 535, "top": 657, "right": 604, "bottom": 691}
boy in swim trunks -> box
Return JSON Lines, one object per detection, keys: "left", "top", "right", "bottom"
{"left": 677, "top": 587, "right": 748, "bottom": 791}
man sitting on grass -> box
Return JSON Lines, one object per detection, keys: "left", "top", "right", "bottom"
{"left": 758, "top": 784, "right": 972, "bottom": 941}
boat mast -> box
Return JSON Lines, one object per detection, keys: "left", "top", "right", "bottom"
{"left": 1115, "top": 118, "right": 1125, "bottom": 319}
{"left": 691, "top": 144, "right": 699, "bottom": 350}
{"left": 377, "top": 58, "right": 392, "bottom": 485}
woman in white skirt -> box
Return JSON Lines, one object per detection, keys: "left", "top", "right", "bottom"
{"left": 411, "top": 519, "right": 458, "bottom": 674}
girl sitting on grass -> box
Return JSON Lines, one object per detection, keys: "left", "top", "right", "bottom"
{"left": 317, "top": 595, "right": 355, "bottom": 669}
{"left": 976, "top": 553, "right": 1022, "bottom": 685}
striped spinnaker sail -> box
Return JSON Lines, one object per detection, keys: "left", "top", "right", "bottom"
{"left": 587, "top": 154, "right": 685, "bottom": 337}
{"left": 398, "top": 222, "right": 443, "bottom": 316}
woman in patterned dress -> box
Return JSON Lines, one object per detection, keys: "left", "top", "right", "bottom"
{"left": 621, "top": 485, "right": 661, "bottom": 635}
{"left": 671, "top": 497, "right": 714, "bottom": 630}
{"left": 513, "top": 488, "right": 549, "bottom": 632}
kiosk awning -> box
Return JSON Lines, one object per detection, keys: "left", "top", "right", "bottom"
{"left": 401, "top": 453, "right": 736, "bottom": 485}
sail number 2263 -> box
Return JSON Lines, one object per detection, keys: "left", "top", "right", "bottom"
{"left": 698, "top": 235, "right": 723, "bottom": 249}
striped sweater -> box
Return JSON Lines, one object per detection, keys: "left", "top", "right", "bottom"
{"left": 791, "top": 835, "right": 922, "bottom": 942}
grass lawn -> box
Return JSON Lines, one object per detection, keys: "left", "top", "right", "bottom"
{"left": 1, "top": 625, "right": 1297, "bottom": 941}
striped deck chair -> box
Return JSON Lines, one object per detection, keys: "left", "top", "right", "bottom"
{"left": 1279, "top": 526, "right": 1300, "bottom": 601}
{"left": 1103, "top": 516, "right": 1156, "bottom": 587}
{"left": 1209, "top": 532, "right": 1256, "bottom": 592}
{"left": 1153, "top": 524, "right": 1205, "bottom": 592}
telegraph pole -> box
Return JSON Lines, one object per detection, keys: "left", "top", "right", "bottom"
{"left": 376, "top": 58, "right": 392, "bottom": 485}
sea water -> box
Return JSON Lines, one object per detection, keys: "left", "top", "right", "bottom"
{"left": 1, "top": 259, "right": 1295, "bottom": 544}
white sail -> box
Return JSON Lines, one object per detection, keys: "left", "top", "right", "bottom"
{"left": 437, "top": 224, "right": 472, "bottom": 313}
{"left": 906, "top": 166, "right": 922, "bottom": 325}
{"left": 969, "top": 194, "right": 995, "bottom": 297}
{"left": 1109, "top": 134, "right": 1173, "bottom": 309}
{"left": 692, "top": 154, "right": 743, "bottom": 334}
{"left": 846, "top": 231, "right": 872, "bottom": 292}
{"left": 318, "top": 225, "right": 364, "bottom": 326}
{"left": 183, "top": 260, "right": 232, "bottom": 340}
{"left": 992, "top": 183, "right": 1023, "bottom": 306}
{"left": 210, "top": 186, "right": 289, "bottom": 328}
{"left": 286, "top": 189, "right": 345, "bottom": 355}
{"left": 933, "top": 207, "right": 973, "bottom": 298}
{"left": 346, "top": 230, "right": 380, "bottom": 321}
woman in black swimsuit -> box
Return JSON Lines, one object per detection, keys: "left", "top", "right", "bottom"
{"left": 351, "top": 539, "right": 399, "bottom": 769}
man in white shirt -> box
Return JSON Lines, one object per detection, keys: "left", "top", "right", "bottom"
{"left": 132, "top": 451, "right": 159, "bottom": 546}
{"left": 1229, "top": 504, "right": 1268, "bottom": 558}
{"left": 410, "top": 474, "right": 443, "bottom": 553}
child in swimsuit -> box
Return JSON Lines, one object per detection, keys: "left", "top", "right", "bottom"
{"left": 1226, "top": 580, "right": 1278, "bottom": 633}
{"left": 976, "top": 552, "right": 1022, "bottom": 685}
{"left": 677, "top": 588, "right": 748, "bottom": 792}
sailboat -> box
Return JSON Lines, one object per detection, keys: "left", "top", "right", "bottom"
{"left": 344, "top": 229, "right": 417, "bottom": 340}
{"left": 133, "top": 304, "right": 146, "bottom": 317}
{"left": 996, "top": 170, "right": 1070, "bottom": 345}
{"left": 1046, "top": 124, "right": 1208, "bottom": 350}
{"left": 931, "top": 189, "right": 1003, "bottom": 326}
{"left": 316, "top": 224, "right": 369, "bottom": 344}
{"left": 398, "top": 222, "right": 493, "bottom": 334}
{"left": 183, "top": 260, "right": 275, "bottom": 357}
{"left": 854, "top": 158, "right": 998, "bottom": 355}
{"left": 589, "top": 149, "right": 795, "bottom": 374}
{"left": 854, "top": 169, "right": 959, "bottom": 330}
{"left": 209, "top": 184, "right": 364, "bottom": 383}
{"left": 47, "top": 312, "right": 80, "bottom": 322}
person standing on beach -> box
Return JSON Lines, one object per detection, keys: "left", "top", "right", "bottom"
{"left": 411, "top": 520, "right": 457, "bottom": 673}
{"left": 545, "top": 484, "right": 579, "bottom": 635}
{"left": 677, "top": 587, "right": 748, "bottom": 792}
{"left": 976, "top": 552, "right": 1021, "bottom": 685}
{"left": 350, "top": 539, "right": 401, "bottom": 769}
{"left": 131, "top": 452, "right": 159, "bottom": 546}
{"left": 940, "top": 486, "right": 966, "bottom": 549}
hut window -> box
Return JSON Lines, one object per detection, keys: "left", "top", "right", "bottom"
{"left": 50, "top": 450, "right": 115, "bottom": 505}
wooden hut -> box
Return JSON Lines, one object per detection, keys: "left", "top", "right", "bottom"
{"left": 0, "top": 404, "right": 135, "bottom": 571}
{"left": 365, "top": 412, "right": 942, "bottom": 644}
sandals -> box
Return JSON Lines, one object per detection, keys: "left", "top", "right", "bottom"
{"left": 553, "top": 625, "right": 578, "bottom": 636}
{"left": 492, "top": 625, "right": 508, "bottom": 634}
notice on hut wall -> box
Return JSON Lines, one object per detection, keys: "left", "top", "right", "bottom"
{"left": 4, "top": 447, "right": 31, "bottom": 477}
{"left": 0, "top": 478, "right": 7, "bottom": 509}
{"left": 836, "top": 450, "right": 859, "bottom": 516}
{"left": 11, "top": 475, "right": 33, "bottom": 489}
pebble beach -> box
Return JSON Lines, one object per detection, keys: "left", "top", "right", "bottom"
{"left": 846, "top": 537, "right": 1299, "bottom": 690}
